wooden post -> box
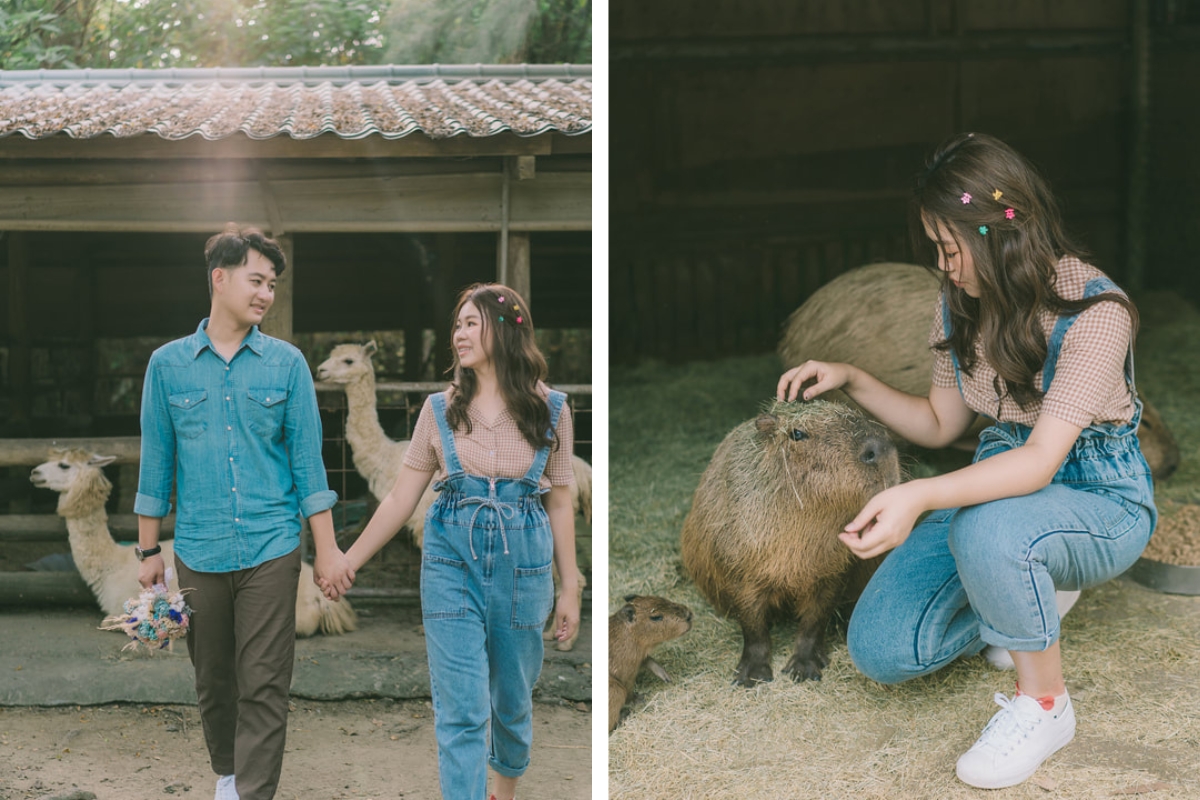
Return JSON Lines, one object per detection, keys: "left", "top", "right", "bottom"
{"left": 506, "top": 233, "right": 532, "bottom": 303}
{"left": 6, "top": 231, "right": 31, "bottom": 430}
{"left": 261, "top": 233, "right": 294, "bottom": 342}
{"left": 498, "top": 156, "right": 534, "bottom": 301}
{"left": 433, "top": 234, "right": 458, "bottom": 378}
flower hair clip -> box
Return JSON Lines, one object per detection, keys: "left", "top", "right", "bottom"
{"left": 961, "top": 192, "right": 972, "bottom": 204}
{"left": 992, "top": 189, "right": 1003, "bottom": 200}
{"left": 1005, "top": 208, "right": 1015, "bottom": 220}
{"left": 978, "top": 225, "right": 989, "bottom": 236}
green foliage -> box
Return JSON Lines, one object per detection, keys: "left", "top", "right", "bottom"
{"left": 1, "top": 0, "right": 391, "bottom": 69}
{"left": 384, "top": 0, "right": 590, "bottom": 64}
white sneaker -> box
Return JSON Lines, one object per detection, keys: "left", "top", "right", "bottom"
{"left": 956, "top": 691, "right": 1075, "bottom": 789}
{"left": 984, "top": 590, "right": 1082, "bottom": 670}
{"left": 215, "top": 774, "right": 240, "bottom": 800}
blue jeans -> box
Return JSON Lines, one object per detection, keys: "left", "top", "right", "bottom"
{"left": 847, "top": 421, "right": 1155, "bottom": 685}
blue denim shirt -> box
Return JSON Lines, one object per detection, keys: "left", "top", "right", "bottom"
{"left": 134, "top": 319, "right": 338, "bottom": 572}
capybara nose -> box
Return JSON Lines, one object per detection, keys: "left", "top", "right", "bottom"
{"left": 859, "top": 436, "right": 893, "bottom": 465}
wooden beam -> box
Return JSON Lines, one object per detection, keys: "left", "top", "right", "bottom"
{"left": 0, "top": 172, "right": 591, "bottom": 232}
{"left": 0, "top": 132, "right": 566, "bottom": 160}
{"left": 0, "top": 514, "right": 175, "bottom": 542}
{"left": 260, "top": 233, "right": 294, "bottom": 342}
{"left": 516, "top": 155, "right": 537, "bottom": 180}
{"left": 0, "top": 436, "right": 141, "bottom": 467}
{"left": 0, "top": 571, "right": 96, "bottom": 607}
{"left": 6, "top": 231, "right": 31, "bottom": 428}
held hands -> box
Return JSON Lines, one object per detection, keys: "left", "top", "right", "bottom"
{"left": 839, "top": 482, "right": 930, "bottom": 560}
{"left": 138, "top": 555, "right": 166, "bottom": 589}
{"left": 314, "top": 546, "right": 356, "bottom": 601}
{"left": 777, "top": 360, "right": 853, "bottom": 403}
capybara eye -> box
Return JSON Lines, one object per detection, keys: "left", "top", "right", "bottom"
{"left": 791, "top": 429, "right": 808, "bottom": 441}
{"left": 650, "top": 614, "right": 664, "bottom": 621}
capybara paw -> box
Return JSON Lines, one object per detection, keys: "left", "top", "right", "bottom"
{"left": 782, "top": 653, "right": 827, "bottom": 682}
{"left": 732, "top": 660, "right": 773, "bottom": 687}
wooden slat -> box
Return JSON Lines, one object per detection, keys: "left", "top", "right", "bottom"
{"left": 0, "top": 436, "right": 141, "bottom": 467}
{"left": 0, "top": 514, "right": 175, "bottom": 542}
{"left": 0, "top": 571, "right": 96, "bottom": 607}
{"left": 0, "top": 172, "right": 591, "bottom": 233}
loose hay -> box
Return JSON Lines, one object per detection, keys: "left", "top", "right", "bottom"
{"left": 611, "top": 291, "right": 1200, "bottom": 799}
{"left": 1142, "top": 501, "right": 1200, "bottom": 566}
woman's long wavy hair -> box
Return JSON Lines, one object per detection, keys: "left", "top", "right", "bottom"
{"left": 445, "top": 283, "right": 558, "bottom": 451}
{"left": 910, "top": 132, "right": 1139, "bottom": 409}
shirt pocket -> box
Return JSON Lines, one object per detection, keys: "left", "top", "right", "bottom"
{"left": 247, "top": 388, "right": 289, "bottom": 439}
{"left": 168, "top": 389, "right": 208, "bottom": 439}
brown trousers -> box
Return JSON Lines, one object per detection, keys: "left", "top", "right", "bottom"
{"left": 176, "top": 548, "right": 300, "bottom": 800}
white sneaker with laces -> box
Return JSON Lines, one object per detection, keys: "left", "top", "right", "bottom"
{"left": 984, "top": 590, "right": 1082, "bottom": 670}
{"left": 215, "top": 774, "right": 240, "bottom": 800}
{"left": 956, "top": 691, "right": 1075, "bottom": 789}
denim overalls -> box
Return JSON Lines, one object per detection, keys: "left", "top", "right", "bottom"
{"left": 847, "top": 277, "right": 1157, "bottom": 684}
{"left": 421, "top": 390, "right": 563, "bottom": 799}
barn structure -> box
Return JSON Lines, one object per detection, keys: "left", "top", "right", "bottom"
{"left": 610, "top": 1, "right": 1200, "bottom": 363}
{"left": 0, "top": 64, "right": 592, "bottom": 603}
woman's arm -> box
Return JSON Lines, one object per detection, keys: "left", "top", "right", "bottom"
{"left": 545, "top": 484, "right": 580, "bottom": 645}
{"left": 840, "top": 413, "right": 1084, "bottom": 560}
{"left": 342, "top": 464, "right": 435, "bottom": 575}
{"left": 778, "top": 361, "right": 977, "bottom": 448}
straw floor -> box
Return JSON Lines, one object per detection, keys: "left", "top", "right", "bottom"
{"left": 608, "top": 290, "right": 1200, "bottom": 799}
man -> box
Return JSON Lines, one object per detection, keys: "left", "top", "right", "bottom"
{"left": 135, "top": 225, "right": 355, "bottom": 800}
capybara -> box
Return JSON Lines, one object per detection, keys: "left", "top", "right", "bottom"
{"left": 680, "top": 400, "right": 900, "bottom": 686}
{"left": 778, "top": 262, "right": 1180, "bottom": 480}
{"left": 609, "top": 594, "right": 693, "bottom": 732}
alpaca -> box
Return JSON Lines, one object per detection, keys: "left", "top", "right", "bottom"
{"left": 316, "top": 341, "right": 591, "bottom": 650}
{"left": 30, "top": 450, "right": 357, "bottom": 637}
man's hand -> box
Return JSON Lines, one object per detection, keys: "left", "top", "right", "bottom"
{"left": 314, "top": 547, "right": 355, "bottom": 600}
{"left": 138, "top": 554, "right": 166, "bottom": 589}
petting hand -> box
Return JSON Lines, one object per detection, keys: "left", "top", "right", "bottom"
{"left": 138, "top": 555, "right": 166, "bottom": 589}
{"left": 552, "top": 587, "right": 581, "bottom": 645}
{"left": 777, "top": 360, "right": 852, "bottom": 403}
{"left": 839, "top": 482, "right": 930, "bottom": 561}
{"left": 314, "top": 547, "right": 355, "bottom": 600}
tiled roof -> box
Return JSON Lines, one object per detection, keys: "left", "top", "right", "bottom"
{"left": 0, "top": 65, "right": 591, "bottom": 141}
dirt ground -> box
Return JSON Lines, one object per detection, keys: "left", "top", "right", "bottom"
{"left": 0, "top": 697, "right": 591, "bottom": 800}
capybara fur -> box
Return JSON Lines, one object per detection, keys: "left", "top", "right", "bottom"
{"left": 609, "top": 594, "right": 693, "bottom": 732}
{"left": 778, "top": 262, "right": 1180, "bottom": 480}
{"left": 681, "top": 400, "right": 900, "bottom": 686}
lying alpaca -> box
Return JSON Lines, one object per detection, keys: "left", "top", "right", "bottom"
{"left": 30, "top": 450, "right": 357, "bottom": 637}
{"left": 316, "top": 341, "right": 590, "bottom": 650}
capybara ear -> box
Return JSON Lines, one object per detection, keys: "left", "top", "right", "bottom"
{"left": 364, "top": 340, "right": 378, "bottom": 356}
{"left": 754, "top": 414, "right": 777, "bottom": 435}
{"left": 623, "top": 593, "right": 639, "bottom": 602}
{"left": 621, "top": 604, "right": 637, "bottom": 622}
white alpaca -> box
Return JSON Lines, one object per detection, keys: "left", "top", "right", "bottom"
{"left": 316, "top": 341, "right": 591, "bottom": 650}
{"left": 30, "top": 450, "right": 357, "bottom": 637}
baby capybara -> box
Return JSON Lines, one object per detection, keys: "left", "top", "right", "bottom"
{"left": 681, "top": 400, "right": 900, "bottom": 686}
{"left": 608, "top": 594, "right": 693, "bottom": 732}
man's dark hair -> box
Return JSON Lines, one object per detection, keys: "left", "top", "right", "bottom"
{"left": 204, "top": 224, "right": 287, "bottom": 296}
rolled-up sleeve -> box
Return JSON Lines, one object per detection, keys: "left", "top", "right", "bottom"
{"left": 135, "top": 353, "right": 176, "bottom": 517}
{"left": 285, "top": 357, "right": 338, "bottom": 517}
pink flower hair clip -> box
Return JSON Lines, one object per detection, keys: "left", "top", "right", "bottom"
{"left": 1005, "top": 208, "right": 1016, "bottom": 220}
{"left": 961, "top": 192, "right": 972, "bottom": 204}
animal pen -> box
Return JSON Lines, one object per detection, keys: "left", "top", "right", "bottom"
{"left": 0, "top": 64, "right": 592, "bottom": 609}
{"left": 610, "top": 2, "right": 1200, "bottom": 798}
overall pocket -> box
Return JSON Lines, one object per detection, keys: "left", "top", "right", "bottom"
{"left": 421, "top": 554, "right": 469, "bottom": 619}
{"left": 510, "top": 561, "right": 554, "bottom": 630}
{"left": 168, "top": 390, "right": 208, "bottom": 439}
{"left": 247, "top": 388, "right": 288, "bottom": 439}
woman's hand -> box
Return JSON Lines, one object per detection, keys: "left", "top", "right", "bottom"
{"left": 839, "top": 482, "right": 931, "bottom": 560}
{"left": 777, "top": 360, "right": 853, "bottom": 403}
{"left": 314, "top": 547, "right": 356, "bottom": 600}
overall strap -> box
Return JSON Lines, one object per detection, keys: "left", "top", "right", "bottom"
{"left": 429, "top": 392, "right": 465, "bottom": 477}
{"left": 941, "top": 294, "right": 966, "bottom": 399}
{"left": 1041, "top": 276, "right": 1136, "bottom": 397}
{"left": 521, "top": 390, "right": 567, "bottom": 486}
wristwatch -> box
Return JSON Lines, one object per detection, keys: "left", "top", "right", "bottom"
{"left": 135, "top": 545, "right": 162, "bottom": 561}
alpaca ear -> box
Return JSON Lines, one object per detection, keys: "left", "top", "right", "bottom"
{"left": 364, "top": 340, "right": 378, "bottom": 356}
{"left": 89, "top": 454, "right": 117, "bottom": 468}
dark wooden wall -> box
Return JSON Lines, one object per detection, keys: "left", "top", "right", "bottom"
{"left": 611, "top": 0, "right": 1200, "bottom": 364}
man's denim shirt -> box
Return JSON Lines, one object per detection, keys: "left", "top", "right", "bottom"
{"left": 134, "top": 319, "right": 337, "bottom": 573}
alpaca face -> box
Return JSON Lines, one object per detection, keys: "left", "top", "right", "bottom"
{"left": 30, "top": 452, "right": 116, "bottom": 493}
{"left": 316, "top": 342, "right": 377, "bottom": 384}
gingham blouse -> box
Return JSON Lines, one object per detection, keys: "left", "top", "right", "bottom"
{"left": 402, "top": 383, "right": 576, "bottom": 489}
{"left": 930, "top": 256, "right": 1136, "bottom": 428}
